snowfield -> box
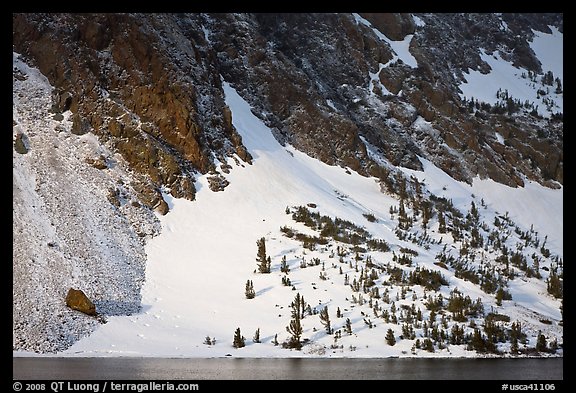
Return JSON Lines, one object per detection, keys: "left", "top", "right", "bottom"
{"left": 14, "top": 80, "right": 558, "bottom": 359}
{"left": 530, "top": 26, "right": 563, "bottom": 82}
{"left": 458, "top": 25, "right": 563, "bottom": 118}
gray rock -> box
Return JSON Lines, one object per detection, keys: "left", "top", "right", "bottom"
{"left": 14, "top": 133, "right": 29, "bottom": 154}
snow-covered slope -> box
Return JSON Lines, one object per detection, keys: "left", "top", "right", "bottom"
{"left": 459, "top": 25, "right": 563, "bottom": 117}
{"left": 50, "top": 81, "right": 562, "bottom": 358}
{"left": 530, "top": 26, "right": 563, "bottom": 81}
{"left": 13, "top": 13, "right": 563, "bottom": 358}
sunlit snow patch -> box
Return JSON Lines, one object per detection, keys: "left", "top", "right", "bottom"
{"left": 530, "top": 26, "right": 563, "bottom": 82}
{"left": 459, "top": 48, "right": 562, "bottom": 117}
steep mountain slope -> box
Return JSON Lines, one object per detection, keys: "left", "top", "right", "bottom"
{"left": 58, "top": 81, "right": 562, "bottom": 357}
{"left": 13, "top": 13, "right": 562, "bottom": 356}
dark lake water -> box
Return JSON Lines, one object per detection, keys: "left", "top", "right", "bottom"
{"left": 13, "top": 357, "right": 562, "bottom": 380}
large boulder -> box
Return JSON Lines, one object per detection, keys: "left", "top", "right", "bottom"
{"left": 65, "top": 288, "right": 96, "bottom": 316}
{"left": 13, "top": 133, "right": 29, "bottom": 154}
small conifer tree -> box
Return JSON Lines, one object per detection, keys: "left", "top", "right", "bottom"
{"left": 510, "top": 335, "right": 519, "bottom": 355}
{"left": 233, "top": 328, "right": 245, "bottom": 348}
{"left": 256, "top": 237, "right": 271, "bottom": 273}
{"left": 536, "top": 331, "right": 547, "bottom": 352}
{"left": 438, "top": 211, "right": 446, "bottom": 233}
{"left": 385, "top": 328, "right": 396, "bottom": 346}
{"left": 253, "top": 328, "right": 261, "bottom": 343}
{"left": 319, "top": 306, "right": 332, "bottom": 334}
{"left": 280, "top": 255, "right": 290, "bottom": 273}
{"left": 345, "top": 318, "right": 352, "bottom": 335}
{"left": 245, "top": 279, "right": 255, "bottom": 299}
{"left": 285, "top": 293, "right": 304, "bottom": 349}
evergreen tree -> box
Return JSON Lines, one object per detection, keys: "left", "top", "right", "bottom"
{"left": 233, "top": 328, "right": 245, "bottom": 348}
{"left": 256, "top": 237, "right": 271, "bottom": 273}
{"left": 422, "top": 201, "right": 432, "bottom": 229}
{"left": 555, "top": 77, "right": 563, "bottom": 94}
{"left": 280, "top": 255, "right": 290, "bottom": 273}
{"left": 345, "top": 318, "right": 352, "bottom": 335}
{"left": 245, "top": 279, "right": 255, "bottom": 299}
{"left": 285, "top": 293, "right": 304, "bottom": 349}
{"left": 319, "top": 306, "right": 332, "bottom": 334}
{"left": 495, "top": 287, "right": 504, "bottom": 306}
{"left": 542, "top": 71, "right": 554, "bottom": 86}
{"left": 546, "top": 271, "right": 563, "bottom": 299}
{"left": 398, "top": 199, "right": 408, "bottom": 229}
{"left": 336, "top": 307, "right": 342, "bottom": 318}
{"left": 415, "top": 338, "right": 422, "bottom": 349}
{"left": 385, "top": 328, "right": 396, "bottom": 346}
{"left": 438, "top": 211, "right": 446, "bottom": 233}
{"left": 510, "top": 334, "right": 519, "bottom": 355}
{"left": 423, "top": 337, "right": 434, "bottom": 352}
{"left": 510, "top": 321, "right": 523, "bottom": 344}
{"left": 266, "top": 256, "right": 272, "bottom": 272}
{"left": 469, "top": 201, "right": 479, "bottom": 220}
{"left": 549, "top": 338, "right": 558, "bottom": 353}
{"left": 253, "top": 328, "right": 261, "bottom": 343}
{"left": 272, "top": 334, "right": 279, "bottom": 346}
{"left": 450, "top": 324, "right": 465, "bottom": 345}
{"left": 536, "top": 331, "right": 547, "bottom": 352}
{"left": 470, "top": 328, "right": 485, "bottom": 352}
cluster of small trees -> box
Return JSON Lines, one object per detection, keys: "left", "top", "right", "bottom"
{"left": 234, "top": 185, "right": 561, "bottom": 355}
{"left": 461, "top": 76, "right": 562, "bottom": 117}
{"left": 232, "top": 327, "right": 261, "bottom": 348}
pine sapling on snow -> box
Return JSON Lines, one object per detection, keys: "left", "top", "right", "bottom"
{"left": 385, "top": 328, "right": 396, "bottom": 346}
{"left": 319, "top": 306, "right": 332, "bottom": 334}
{"left": 253, "top": 328, "right": 261, "bottom": 343}
{"left": 280, "top": 255, "right": 290, "bottom": 273}
{"left": 345, "top": 318, "right": 352, "bottom": 335}
{"left": 284, "top": 293, "right": 304, "bottom": 349}
{"left": 233, "top": 328, "right": 245, "bottom": 348}
{"left": 245, "top": 279, "right": 255, "bottom": 299}
{"left": 256, "top": 237, "right": 271, "bottom": 273}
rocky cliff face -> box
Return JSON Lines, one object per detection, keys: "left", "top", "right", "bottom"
{"left": 13, "top": 13, "right": 253, "bottom": 213}
{"left": 13, "top": 13, "right": 562, "bottom": 202}
{"left": 13, "top": 12, "right": 562, "bottom": 353}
